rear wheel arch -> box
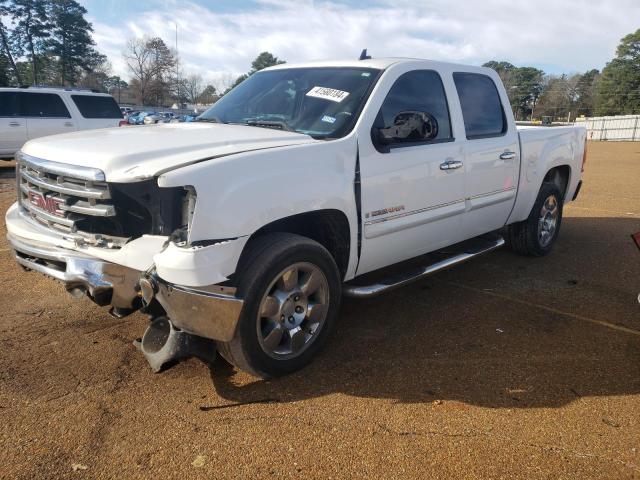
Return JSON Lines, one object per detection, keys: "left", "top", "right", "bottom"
{"left": 506, "top": 181, "right": 563, "bottom": 257}
{"left": 542, "top": 165, "right": 571, "bottom": 201}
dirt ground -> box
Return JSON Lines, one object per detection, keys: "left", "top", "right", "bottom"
{"left": 0, "top": 141, "right": 639, "bottom": 479}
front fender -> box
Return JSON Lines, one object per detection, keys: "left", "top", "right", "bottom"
{"left": 153, "top": 237, "right": 249, "bottom": 287}
{"left": 157, "top": 137, "right": 359, "bottom": 283}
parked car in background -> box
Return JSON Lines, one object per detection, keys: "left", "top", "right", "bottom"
{"left": 120, "top": 106, "right": 133, "bottom": 116}
{"left": 160, "top": 112, "right": 177, "bottom": 122}
{"left": 0, "top": 87, "right": 125, "bottom": 160}
{"left": 184, "top": 113, "right": 199, "bottom": 122}
{"left": 126, "top": 112, "right": 138, "bottom": 125}
{"left": 122, "top": 110, "right": 138, "bottom": 124}
{"left": 143, "top": 113, "right": 161, "bottom": 124}
{"left": 129, "top": 112, "right": 151, "bottom": 125}
{"left": 143, "top": 112, "right": 175, "bottom": 124}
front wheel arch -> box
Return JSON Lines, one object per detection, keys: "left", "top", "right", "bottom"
{"left": 235, "top": 209, "right": 351, "bottom": 281}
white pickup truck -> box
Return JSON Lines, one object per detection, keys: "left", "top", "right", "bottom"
{"left": 6, "top": 57, "right": 587, "bottom": 377}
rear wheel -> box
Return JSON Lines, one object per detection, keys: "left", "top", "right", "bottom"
{"left": 506, "top": 182, "right": 563, "bottom": 256}
{"left": 218, "top": 233, "right": 341, "bottom": 378}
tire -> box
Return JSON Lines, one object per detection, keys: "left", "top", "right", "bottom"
{"left": 218, "top": 233, "right": 342, "bottom": 378}
{"left": 506, "top": 182, "right": 563, "bottom": 257}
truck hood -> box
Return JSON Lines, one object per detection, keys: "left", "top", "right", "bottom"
{"left": 21, "top": 122, "right": 318, "bottom": 182}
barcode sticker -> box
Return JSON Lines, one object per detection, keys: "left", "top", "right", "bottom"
{"left": 306, "top": 86, "right": 350, "bottom": 103}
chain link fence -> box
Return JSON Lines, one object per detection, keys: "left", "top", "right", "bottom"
{"left": 576, "top": 115, "right": 640, "bottom": 141}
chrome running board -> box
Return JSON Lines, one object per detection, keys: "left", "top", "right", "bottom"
{"left": 343, "top": 236, "right": 505, "bottom": 298}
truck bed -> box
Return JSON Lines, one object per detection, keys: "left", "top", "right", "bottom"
{"left": 507, "top": 124, "right": 586, "bottom": 224}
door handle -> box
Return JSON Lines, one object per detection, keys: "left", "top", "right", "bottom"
{"left": 499, "top": 151, "right": 517, "bottom": 161}
{"left": 440, "top": 160, "right": 463, "bottom": 171}
{"left": 9, "top": 121, "right": 21, "bottom": 127}
{"left": 64, "top": 122, "right": 74, "bottom": 127}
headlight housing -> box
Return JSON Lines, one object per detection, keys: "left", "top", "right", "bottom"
{"left": 167, "top": 186, "right": 197, "bottom": 247}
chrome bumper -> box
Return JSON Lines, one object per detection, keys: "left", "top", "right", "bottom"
{"left": 140, "top": 274, "right": 244, "bottom": 342}
{"left": 8, "top": 232, "right": 244, "bottom": 341}
{"left": 8, "top": 232, "right": 141, "bottom": 308}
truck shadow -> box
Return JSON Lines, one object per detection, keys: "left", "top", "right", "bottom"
{"left": 209, "top": 215, "right": 640, "bottom": 409}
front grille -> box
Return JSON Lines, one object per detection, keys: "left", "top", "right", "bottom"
{"left": 17, "top": 153, "right": 187, "bottom": 247}
{"left": 17, "top": 153, "right": 119, "bottom": 245}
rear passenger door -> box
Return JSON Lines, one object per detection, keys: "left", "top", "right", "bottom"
{"left": 453, "top": 72, "right": 519, "bottom": 236}
{"left": 23, "top": 92, "right": 76, "bottom": 140}
{"left": 0, "top": 92, "right": 27, "bottom": 157}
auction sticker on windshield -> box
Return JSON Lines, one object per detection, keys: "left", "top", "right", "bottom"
{"left": 306, "top": 86, "right": 350, "bottom": 102}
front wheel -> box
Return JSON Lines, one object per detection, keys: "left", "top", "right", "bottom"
{"left": 506, "top": 182, "right": 564, "bottom": 256}
{"left": 218, "top": 233, "right": 342, "bottom": 378}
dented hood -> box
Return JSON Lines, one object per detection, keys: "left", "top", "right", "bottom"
{"left": 20, "top": 122, "right": 317, "bottom": 182}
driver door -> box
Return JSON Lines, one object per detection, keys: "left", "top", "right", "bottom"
{"left": 357, "top": 69, "right": 467, "bottom": 275}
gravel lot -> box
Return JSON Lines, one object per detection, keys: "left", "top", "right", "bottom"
{"left": 0, "top": 141, "right": 639, "bottom": 479}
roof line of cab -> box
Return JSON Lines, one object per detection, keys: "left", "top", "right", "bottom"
{"left": 263, "top": 57, "right": 494, "bottom": 74}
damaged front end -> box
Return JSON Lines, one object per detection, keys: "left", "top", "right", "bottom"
{"left": 8, "top": 226, "right": 246, "bottom": 371}
{"left": 7, "top": 153, "right": 246, "bottom": 372}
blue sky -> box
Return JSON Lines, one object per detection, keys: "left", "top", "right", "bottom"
{"left": 82, "top": 0, "right": 640, "bottom": 90}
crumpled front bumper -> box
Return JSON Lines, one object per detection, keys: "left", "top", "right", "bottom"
{"left": 140, "top": 274, "right": 243, "bottom": 342}
{"left": 7, "top": 230, "right": 244, "bottom": 341}
{"left": 8, "top": 232, "right": 141, "bottom": 308}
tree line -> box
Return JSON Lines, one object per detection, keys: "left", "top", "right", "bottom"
{"left": 1, "top": 1, "right": 639, "bottom": 117}
{"left": 483, "top": 28, "right": 640, "bottom": 120}
{"left": 0, "top": 0, "right": 105, "bottom": 86}
{"left": 482, "top": 61, "right": 600, "bottom": 121}
{"left": 120, "top": 34, "right": 284, "bottom": 106}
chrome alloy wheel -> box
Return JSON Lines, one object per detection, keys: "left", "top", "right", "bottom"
{"left": 538, "top": 194, "right": 559, "bottom": 247}
{"left": 256, "top": 262, "right": 329, "bottom": 359}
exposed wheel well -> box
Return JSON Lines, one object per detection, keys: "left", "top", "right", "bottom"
{"left": 241, "top": 209, "right": 351, "bottom": 279}
{"left": 543, "top": 165, "right": 570, "bottom": 201}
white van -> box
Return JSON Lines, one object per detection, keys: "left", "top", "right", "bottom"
{"left": 0, "top": 87, "right": 125, "bottom": 160}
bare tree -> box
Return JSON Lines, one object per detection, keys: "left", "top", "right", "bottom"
{"left": 214, "top": 72, "right": 235, "bottom": 95}
{"left": 123, "top": 36, "right": 175, "bottom": 105}
{"left": 182, "top": 73, "right": 203, "bottom": 104}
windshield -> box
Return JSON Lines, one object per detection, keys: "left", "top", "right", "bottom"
{"left": 198, "top": 67, "right": 380, "bottom": 138}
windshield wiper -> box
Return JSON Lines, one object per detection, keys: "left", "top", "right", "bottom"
{"left": 245, "top": 119, "right": 293, "bottom": 132}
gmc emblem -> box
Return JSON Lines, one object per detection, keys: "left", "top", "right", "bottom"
{"left": 27, "top": 191, "right": 65, "bottom": 216}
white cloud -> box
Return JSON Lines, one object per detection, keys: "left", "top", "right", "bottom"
{"left": 89, "top": 0, "right": 640, "bottom": 89}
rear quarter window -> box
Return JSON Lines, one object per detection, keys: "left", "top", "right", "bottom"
{"left": 71, "top": 95, "right": 123, "bottom": 119}
{"left": 453, "top": 72, "right": 506, "bottom": 139}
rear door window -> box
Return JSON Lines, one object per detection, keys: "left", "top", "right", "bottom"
{"left": 0, "top": 92, "right": 21, "bottom": 117}
{"left": 21, "top": 92, "right": 71, "bottom": 118}
{"left": 71, "top": 95, "right": 123, "bottom": 119}
{"left": 453, "top": 72, "right": 506, "bottom": 139}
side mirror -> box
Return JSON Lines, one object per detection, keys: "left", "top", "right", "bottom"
{"left": 377, "top": 111, "right": 439, "bottom": 145}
